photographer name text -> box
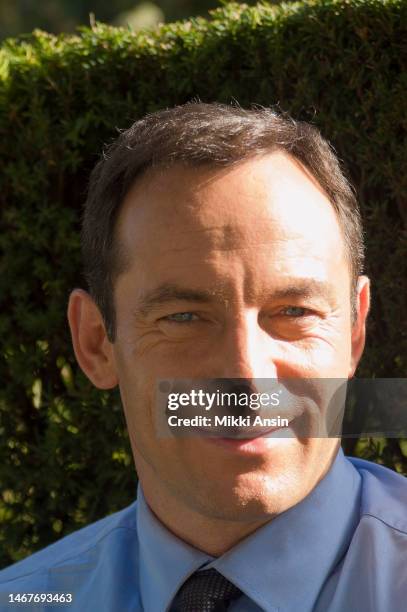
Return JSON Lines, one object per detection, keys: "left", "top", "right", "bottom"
{"left": 167, "top": 414, "right": 289, "bottom": 428}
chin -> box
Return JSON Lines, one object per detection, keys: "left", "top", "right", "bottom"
{"left": 188, "top": 462, "right": 307, "bottom": 524}
{"left": 236, "top": 470, "right": 306, "bottom": 518}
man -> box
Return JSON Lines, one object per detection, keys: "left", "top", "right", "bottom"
{"left": 0, "top": 102, "right": 406, "bottom": 611}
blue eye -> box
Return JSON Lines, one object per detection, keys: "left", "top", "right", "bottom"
{"left": 164, "top": 312, "right": 199, "bottom": 323}
{"left": 282, "top": 307, "right": 308, "bottom": 317}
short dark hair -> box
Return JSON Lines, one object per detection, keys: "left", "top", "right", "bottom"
{"left": 82, "top": 102, "right": 364, "bottom": 342}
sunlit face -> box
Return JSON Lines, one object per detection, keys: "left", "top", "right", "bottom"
{"left": 105, "top": 152, "right": 368, "bottom": 521}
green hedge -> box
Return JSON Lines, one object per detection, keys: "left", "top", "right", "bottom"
{"left": 0, "top": 0, "right": 406, "bottom": 568}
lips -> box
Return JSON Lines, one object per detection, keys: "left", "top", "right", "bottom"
{"left": 192, "top": 410, "right": 301, "bottom": 439}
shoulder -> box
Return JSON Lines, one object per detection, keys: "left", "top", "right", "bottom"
{"left": 329, "top": 457, "right": 407, "bottom": 609}
{"left": 0, "top": 500, "right": 139, "bottom": 588}
{"left": 347, "top": 455, "right": 407, "bottom": 535}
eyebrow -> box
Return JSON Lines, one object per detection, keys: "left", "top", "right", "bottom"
{"left": 134, "top": 279, "right": 336, "bottom": 318}
{"left": 134, "top": 283, "right": 227, "bottom": 317}
{"left": 268, "top": 279, "right": 336, "bottom": 303}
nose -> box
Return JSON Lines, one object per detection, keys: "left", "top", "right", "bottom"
{"left": 212, "top": 309, "right": 279, "bottom": 380}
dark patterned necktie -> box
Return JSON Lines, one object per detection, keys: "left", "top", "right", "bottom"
{"left": 170, "top": 568, "right": 243, "bottom": 611}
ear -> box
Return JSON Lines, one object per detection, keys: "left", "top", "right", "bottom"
{"left": 349, "top": 276, "right": 370, "bottom": 377}
{"left": 67, "top": 288, "right": 118, "bottom": 389}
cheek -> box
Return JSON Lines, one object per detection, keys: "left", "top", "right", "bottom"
{"left": 113, "top": 344, "right": 153, "bottom": 418}
{"left": 301, "top": 314, "right": 353, "bottom": 371}
{"left": 258, "top": 330, "right": 352, "bottom": 378}
{"left": 301, "top": 338, "right": 351, "bottom": 373}
{"left": 128, "top": 333, "right": 217, "bottom": 378}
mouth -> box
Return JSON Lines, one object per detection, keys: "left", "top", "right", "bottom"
{"left": 196, "top": 413, "right": 301, "bottom": 453}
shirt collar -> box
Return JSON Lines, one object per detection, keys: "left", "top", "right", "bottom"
{"left": 137, "top": 487, "right": 214, "bottom": 612}
{"left": 137, "top": 449, "right": 361, "bottom": 612}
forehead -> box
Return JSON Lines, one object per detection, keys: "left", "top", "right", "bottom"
{"left": 115, "top": 152, "right": 346, "bottom": 272}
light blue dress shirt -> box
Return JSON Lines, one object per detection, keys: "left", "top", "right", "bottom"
{"left": 0, "top": 449, "right": 406, "bottom": 612}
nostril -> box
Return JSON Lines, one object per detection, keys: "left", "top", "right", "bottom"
{"left": 213, "top": 378, "right": 257, "bottom": 417}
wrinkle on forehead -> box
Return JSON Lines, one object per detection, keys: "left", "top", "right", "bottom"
{"left": 115, "top": 151, "right": 347, "bottom": 280}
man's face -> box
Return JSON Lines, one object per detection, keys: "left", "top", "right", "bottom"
{"left": 104, "top": 152, "right": 368, "bottom": 521}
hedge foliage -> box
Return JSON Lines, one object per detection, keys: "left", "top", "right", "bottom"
{"left": 0, "top": 0, "right": 406, "bottom": 568}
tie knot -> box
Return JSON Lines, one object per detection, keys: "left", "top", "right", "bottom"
{"left": 171, "top": 567, "right": 242, "bottom": 611}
